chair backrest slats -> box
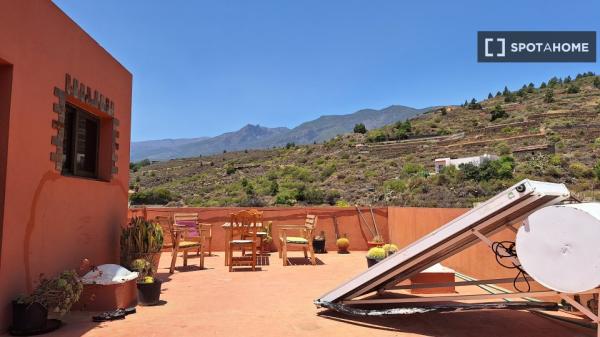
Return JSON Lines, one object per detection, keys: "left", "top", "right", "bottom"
{"left": 230, "top": 210, "right": 262, "bottom": 239}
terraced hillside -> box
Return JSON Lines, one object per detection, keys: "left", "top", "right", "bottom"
{"left": 130, "top": 73, "right": 600, "bottom": 208}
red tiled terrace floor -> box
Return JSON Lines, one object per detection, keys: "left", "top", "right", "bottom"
{"left": 8, "top": 252, "right": 596, "bottom": 337}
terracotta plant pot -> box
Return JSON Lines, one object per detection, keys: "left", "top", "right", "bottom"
{"left": 312, "top": 239, "right": 326, "bottom": 254}
{"left": 367, "top": 241, "right": 384, "bottom": 249}
{"left": 137, "top": 279, "right": 162, "bottom": 306}
{"left": 11, "top": 301, "right": 48, "bottom": 332}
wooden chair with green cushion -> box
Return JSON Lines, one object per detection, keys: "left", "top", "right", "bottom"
{"left": 278, "top": 215, "right": 317, "bottom": 266}
{"left": 228, "top": 210, "right": 262, "bottom": 272}
{"left": 165, "top": 213, "right": 206, "bottom": 273}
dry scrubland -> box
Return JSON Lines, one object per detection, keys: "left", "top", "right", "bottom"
{"left": 130, "top": 73, "right": 600, "bottom": 208}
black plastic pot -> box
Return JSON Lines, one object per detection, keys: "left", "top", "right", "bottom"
{"left": 366, "top": 257, "right": 381, "bottom": 268}
{"left": 137, "top": 279, "right": 162, "bottom": 306}
{"left": 312, "top": 239, "right": 326, "bottom": 254}
{"left": 11, "top": 301, "right": 48, "bottom": 332}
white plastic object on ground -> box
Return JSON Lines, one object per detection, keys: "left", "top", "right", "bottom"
{"left": 81, "top": 264, "right": 139, "bottom": 285}
{"left": 517, "top": 203, "right": 600, "bottom": 293}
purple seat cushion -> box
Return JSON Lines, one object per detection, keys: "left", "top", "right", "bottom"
{"left": 175, "top": 220, "right": 199, "bottom": 236}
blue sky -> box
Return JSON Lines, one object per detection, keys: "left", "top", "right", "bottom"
{"left": 53, "top": 0, "right": 599, "bottom": 142}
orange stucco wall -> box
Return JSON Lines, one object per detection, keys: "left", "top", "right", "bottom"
{"left": 0, "top": 1, "right": 132, "bottom": 329}
{"left": 388, "top": 207, "right": 525, "bottom": 281}
{"left": 130, "top": 207, "right": 389, "bottom": 252}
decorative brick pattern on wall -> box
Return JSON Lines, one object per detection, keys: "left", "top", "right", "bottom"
{"left": 50, "top": 73, "right": 120, "bottom": 177}
{"left": 50, "top": 87, "right": 66, "bottom": 172}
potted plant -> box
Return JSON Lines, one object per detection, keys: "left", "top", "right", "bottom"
{"left": 382, "top": 243, "right": 399, "bottom": 254}
{"left": 336, "top": 234, "right": 350, "bottom": 254}
{"left": 121, "top": 217, "right": 164, "bottom": 306}
{"left": 120, "top": 217, "right": 164, "bottom": 274}
{"left": 312, "top": 231, "right": 326, "bottom": 254}
{"left": 367, "top": 235, "right": 384, "bottom": 249}
{"left": 11, "top": 270, "right": 82, "bottom": 335}
{"left": 130, "top": 259, "right": 162, "bottom": 306}
{"left": 366, "top": 243, "right": 399, "bottom": 267}
{"left": 366, "top": 247, "right": 386, "bottom": 267}
{"left": 261, "top": 221, "right": 276, "bottom": 253}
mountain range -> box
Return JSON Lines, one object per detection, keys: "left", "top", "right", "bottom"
{"left": 131, "top": 105, "right": 430, "bottom": 161}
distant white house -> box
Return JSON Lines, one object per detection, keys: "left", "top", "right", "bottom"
{"left": 434, "top": 154, "right": 499, "bottom": 173}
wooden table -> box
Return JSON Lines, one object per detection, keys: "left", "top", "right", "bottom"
{"left": 222, "top": 222, "right": 263, "bottom": 266}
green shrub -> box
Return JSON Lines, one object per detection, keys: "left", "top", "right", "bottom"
{"left": 225, "top": 165, "right": 236, "bottom": 175}
{"left": 321, "top": 164, "right": 336, "bottom": 180}
{"left": 402, "top": 162, "right": 425, "bottom": 175}
{"left": 335, "top": 199, "right": 350, "bottom": 207}
{"left": 130, "top": 188, "right": 176, "bottom": 205}
{"left": 129, "top": 159, "right": 152, "bottom": 172}
{"left": 496, "top": 142, "right": 511, "bottom": 155}
{"left": 459, "top": 156, "right": 515, "bottom": 182}
{"left": 325, "top": 189, "right": 342, "bottom": 205}
{"left": 366, "top": 129, "right": 387, "bottom": 142}
{"left": 569, "top": 162, "right": 592, "bottom": 178}
{"left": 567, "top": 85, "right": 580, "bottom": 94}
{"left": 384, "top": 179, "right": 406, "bottom": 193}
{"left": 274, "top": 189, "right": 297, "bottom": 205}
{"left": 490, "top": 104, "right": 508, "bottom": 121}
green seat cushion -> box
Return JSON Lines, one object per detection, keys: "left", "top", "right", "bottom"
{"left": 179, "top": 241, "right": 200, "bottom": 248}
{"left": 286, "top": 236, "right": 308, "bottom": 244}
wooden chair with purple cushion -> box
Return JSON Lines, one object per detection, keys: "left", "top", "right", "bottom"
{"left": 228, "top": 210, "right": 261, "bottom": 272}
{"left": 171, "top": 213, "right": 206, "bottom": 273}
{"left": 173, "top": 212, "right": 213, "bottom": 256}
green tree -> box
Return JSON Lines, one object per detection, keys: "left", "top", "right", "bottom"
{"left": 353, "top": 123, "right": 367, "bottom": 134}
{"left": 544, "top": 90, "right": 554, "bottom": 103}
{"left": 593, "top": 77, "right": 600, "bottom": 89}
{"left": 490, "top": 104, "right": 508, "bottom": 121}
{"left": 488, "top": 92, "right": 493, "bottom": 99}
{"left": 594, "top": 160, "right": 600, "bottom": 180}
{"left": 540, "top": 82, "right": 547, "bottom": 88}
{"left": 567, "top": 84, "right": 580, "bottom": 94}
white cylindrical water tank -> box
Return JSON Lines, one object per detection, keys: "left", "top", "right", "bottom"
{"left": 516, "top": 203, "right": 600, "bottom": 293}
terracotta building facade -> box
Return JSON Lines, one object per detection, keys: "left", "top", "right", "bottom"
{"left": 0, "top": 0, "right": 132, "bottom": 329}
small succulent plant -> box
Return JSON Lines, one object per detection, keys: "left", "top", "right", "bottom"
{"left": 17, "top": 270, "right": 83, "bottom": 316}
{"left": 336, "top": 234, "right": 350, "bottom": 252}
{"left": 382, "top": 243, "right": 398, "bottom": 254}
{"left": 367, "top": 247, "right": 386, "bottom": 260}
{"left": 130, "top": 258, "right": 154, "bottom": 283}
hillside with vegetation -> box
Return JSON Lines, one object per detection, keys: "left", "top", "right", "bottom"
{"left": 130, "top": 72, "right": 600, "bottom": 208}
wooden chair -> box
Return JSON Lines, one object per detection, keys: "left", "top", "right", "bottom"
{"left": 278, "top": 215, "right": 317, "bottom": 266}
{"left": 248, "top": 209, "right": 267, "bottom": 253}
{"left": 156, "top": 213, "right": 205, "bottom": 274}
{"left": 173, "top": 213, "right": 213, "bottom": 256}
{"left": 228, "top": 210, "right": 261, "bottom": 272}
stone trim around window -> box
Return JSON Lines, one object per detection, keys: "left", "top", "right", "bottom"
{"left": 50, "top": 74, "right": 120, "bottom": 178}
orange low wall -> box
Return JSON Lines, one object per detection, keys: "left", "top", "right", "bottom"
{"left": 388, "top": 207, "right": 527, "bottom": 281}
{"left": 129, "top": 206, "right": 389, "bottom": 252}
{"left": 132, "top": 206, "right": 532, "bottom": 286}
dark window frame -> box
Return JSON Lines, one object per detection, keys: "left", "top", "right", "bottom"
{"left": 62, "top": 103, "right": 100, "bottom": 179}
